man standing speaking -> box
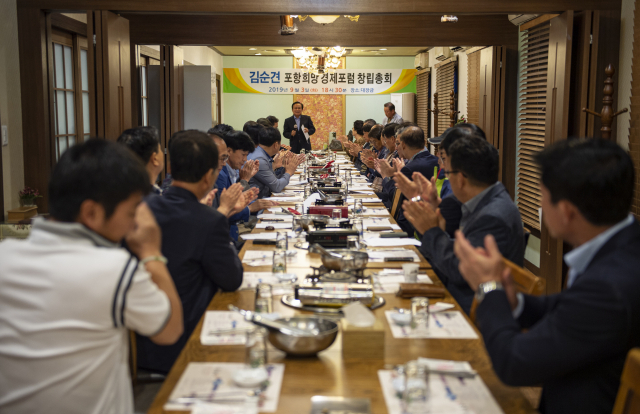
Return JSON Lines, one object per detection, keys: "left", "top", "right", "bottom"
{"left": 283, "top": 101, "right": 316, "bottom": 153}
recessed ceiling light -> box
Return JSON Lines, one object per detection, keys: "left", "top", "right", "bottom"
{"left": 379, "top": 48, "right": 387, "bottom": 50}
{"left": 255, "top": 53, "right": 262, "bottom": 55}
{"left": 249, "top": 48, "right": 257, "bottom": 50}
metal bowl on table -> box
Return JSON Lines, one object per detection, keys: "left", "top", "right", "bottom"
{"left": 267, "top": 316, "right": 339, "bottom": 356}
{"left": 310, "top": 244, "right": 369, "bottom": 271}
{"left": 296, "top": 214, "right": 331, "bottom": 232}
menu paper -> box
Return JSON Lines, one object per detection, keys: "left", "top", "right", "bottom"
{"left": 164, "top": 362, "right": 285, "bottom": 412}
{"left": 384, "top": 311, "right": 479, "bottom": 339}
{"left": 199, "top": 311, "right": 255, "bottom": 345}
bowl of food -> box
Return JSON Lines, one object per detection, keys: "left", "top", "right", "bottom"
{"left": 267, "top": 316, "right": 339, "bottom": 356}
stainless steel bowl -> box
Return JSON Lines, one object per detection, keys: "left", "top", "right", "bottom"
{"left": 297, "top": 214, "right": 331, "bottom": 231}
{"left": 267, "top": 316, "right": 339, "bottom": 356}
{"left": 322, "top": 249, "right": 369, "bottom": 271}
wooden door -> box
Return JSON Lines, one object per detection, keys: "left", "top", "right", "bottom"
{"left": 540, "top": 11, "right": 574, "bottom": 294}
{"left": 479, "top": 47, "right": 495, "bottom": 140}
{"left": 88, "top": 11, "right": 132, "bottom": 140}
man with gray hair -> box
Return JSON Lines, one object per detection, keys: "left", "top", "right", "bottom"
{"left": 382, "top": 102, "right": 404, "bottom": 126}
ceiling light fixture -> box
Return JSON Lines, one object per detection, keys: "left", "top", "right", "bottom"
{"left": 291, "top": 46, "right": 346, "bottom": 74}
{"left": 249, "top": 48, "right": 257, "bottom": 50}
{"left": 254, "top": 53, "right": 262, "bottom": 56}
{"left": 379, "top": 48, "right": 387, "bottom": 51}
{"left": 298, "top": 15, "right": 359, "bottom": 25}
{"left": 441, "top": 15, "right": 459, "bottom": 23}
{"left": 278, "top": 15, "right": 298, "bottom": 35}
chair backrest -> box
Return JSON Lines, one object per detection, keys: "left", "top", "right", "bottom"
{"left": 469, "top": 258, "right": 546, "bottom": 322}
{"left": 612, "top": 348, "right": 640, "bottom": 414}
{"left": 390, "top": 189, "right": 403, "bottom": 219}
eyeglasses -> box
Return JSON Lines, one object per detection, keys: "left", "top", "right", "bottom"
{"left": 443, "top": 169, "right": 461, "bottom": 177}
{"left": 219, "top": 154, "right": 229, "bottom": 162}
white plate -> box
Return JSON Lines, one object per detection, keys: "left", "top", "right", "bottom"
{"left": 390, "top": 312, "right": 412, "bottom": 326}
{"left": 232, "top": 367, "right": 269, "bottom": 388}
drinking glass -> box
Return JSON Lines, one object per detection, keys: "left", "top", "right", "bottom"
{"left": 402, "top": 361, "right": 430, "bottom": 414}
{"left": 332, "top": 208, "right": 342, "bottom": 219}
{"left": 275, "top": 232, "right": 288, "bottom": 251}
{"left": 304, "top": 185, "right": 312, "bottom": 199}
{"left": 300, "top": 149, "right": 306, "bottom": 155}
{"left": 245, "top": 327, "right": 268, "bottom": 369}
{"left": 341, "top": 180, "right": 349, "bottom": 199}
{"left": 411, "top": 297, "right": 430, "bottom": 329}
{"left": 347, "top": 235, "right": 360, "bottom": 250}
{"left": 292, "top": 216, "right": 304, "bottom": 236}
{"left": 294, "top": 203, "right": 304, "bottom": 215}
{"left": 272, "top": 250, "right": 287, "bottom": 273}
{"left": 254, "top": 283, "right": 273, "bottom": 313}
{"left": 354, "top": 199, "right": 364, "bottom": 216}
{"left": 403, "top": 263, "right": 420, "bottom": 283}
{"left": 352, "top": 218, "right": 364, "bottom": 237}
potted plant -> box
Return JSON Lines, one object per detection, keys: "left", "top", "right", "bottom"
{"left": 19, "top": 187, "right": 42, "bottom": 207}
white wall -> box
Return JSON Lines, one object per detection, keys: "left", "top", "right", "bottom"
{"left": 617, "top": 0, "right": 636, "bottom": 149}
{"left": 0, "top": 0, "right": 25, "bottom": 218}
{"left": 181, "top": 46, "right": 224, "bottom": 124}
{"left": 183, "top": 66, "right": 213, "bottom": 131}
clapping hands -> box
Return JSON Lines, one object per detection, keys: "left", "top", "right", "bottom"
{"left": 239, "top": 159, "right": 259, "bottom": 181}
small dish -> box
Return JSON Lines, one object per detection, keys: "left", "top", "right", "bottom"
{"left": 390, "top": 311, "right": 412, "bottom": 326}
{"left": 232, "top": 367, "right": 269, "bottom": 388}
{"left": 275, "top": 273, "right": 297, "bottom": 283}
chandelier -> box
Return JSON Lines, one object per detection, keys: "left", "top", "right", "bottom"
{"left": 291, "top": 46, "right": 346, "bottom": 74}
{"left": 298, "top": 15, "right": 359, "bottom": 24}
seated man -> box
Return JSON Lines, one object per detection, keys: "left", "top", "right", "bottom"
{"left": 361, "top": 124, "right": 387, "bottom": 179}
{"left": 0, "top": 139, "right": 183, "bottom": 413}
{"left": 402, "top": 135, "right": 524, "bottom": 313}
{"left": 380, "top": 125, "right": 439, "bottom": 234}
{"left": 137, "top": 130, "right": 243, "bottom": 374}
{"left": 248, "top": 127, "right": 302, "bottom": 199}
{"left": 117, "top": 126, "right": 165, "bottom": 195}
{"left": 454, "top": 138, "right": 640, "bottom": 414}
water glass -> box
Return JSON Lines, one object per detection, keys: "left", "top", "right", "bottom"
{"left": 245, "top": 327, "right": 268, "bottom": 369}
{"left": 254, "top": 283, "right": 273, "bottom": 313}
{"left": 272, "top": 250, "right": 287, "bottom": 273}
{"left": 411, "top": 297, "right": 430, "bottom": 329}
{"left": 352, "top": 218, "right": 364, "bottom": 237}
{"left": 275, "top": 232, "right": 288, "bottom": 251}
{"left": 335, "top": 163, "right": 340, "bottom": 177}
{"left": 292, "top": 216, "right": 304, "bottom": 236}
{"left": 304, "top": 185, "right": 312, "bottom": 199}
{"left": 402, "top": 361, "right": 430, "bottom": 414}
{"left": 300, "top": 149, "right": 306, "bottom": 155}
{"left": 403, "top": 263, "right": 420, "bottom": 283}
{"left": 354, "top": 199, "right": 364, "bottom": 216}
{"left": 341, "top": 181, "right": 349, "bottom": 199}
{"left": 332, "top": 208, "right": 342, "bottom": 219}
{"left": 294, "top": 203, "right": 304, "bottom": 215}
{"left": 347, "top": 235, "right": 360, "bottom": 250}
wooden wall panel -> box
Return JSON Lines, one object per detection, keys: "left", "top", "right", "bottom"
{"left": 19, "top": 0, "right": 622, "bottom": 14}
{"left": 101, "top": 11, "right": 132, "bottom": 139}
{"left": 17, "top": 7, "right": 52, "bottom": 212}
{"left": 416, "top": 70, "right": 430, "bottom": 139}
{"left": 479, "top": 47, "right": 495, "bottom": 141}
{"left": 629, "top": 0, "right": 640, "bottom": 219}
{"left": 124, "top": 14, "right": 518, "bottom": 47}
{"left": 541, "top": 11, "right": 573, "bottom": 294}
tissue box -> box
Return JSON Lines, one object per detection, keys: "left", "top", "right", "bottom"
{"left": 341, "top": 318, "right": 385, "bottom": 360}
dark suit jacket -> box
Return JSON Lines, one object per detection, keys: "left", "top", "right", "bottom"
{"left": 394, "top": 150, "right": 440, "bottom": 234}
{"left": 137, "top": 186, "right": 243, "bottom": 373}
{"left": 477, "top": 220, "right": 640, "bottom": 414}
{"left": 420, "top": 182, "right": 524, "bottom": 313}
{"left": 283, "top": 115, "right": 315, "bottom": 154}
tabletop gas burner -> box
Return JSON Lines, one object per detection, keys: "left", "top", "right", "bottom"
{"left": 315, "top": 198, "right": 344, "bottom": 206}
{"left": 307, "top": 266, "right": 368, "bottom": 284}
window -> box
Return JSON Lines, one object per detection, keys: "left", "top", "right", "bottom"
{"left": 415, "top": 69, "right": 431, "bottom": 139}
{"left": 467, "top": 51, "right": 481, "bottom": 125}
{"left": 51, "top": 29, "right": 89, "bottom": 160}
{"left": 435, "top": 58, "right": 458, "bottom": 135}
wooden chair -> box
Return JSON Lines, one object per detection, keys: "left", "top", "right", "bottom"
{"left": 469, "top": 258, "right": 546, "bottom": 322}
{"left": 390, "top": 189, "right": 403, "bottom": 219}
{"left": 612, "top": 348, "right": 640, "bottom": 414}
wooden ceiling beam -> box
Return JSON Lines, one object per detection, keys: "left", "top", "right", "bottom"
{"left": 124, "top": 14, "right": 519, "bottom": 47}
{"left": 19, "top": 0, "right": 621, "bottom": 14}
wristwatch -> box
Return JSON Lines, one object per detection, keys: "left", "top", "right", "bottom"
{"left": 475, "top": 281, "right": 504, "bottom": 304}
{"left": 411, "top": 195, "right": 422, "bottom": 202}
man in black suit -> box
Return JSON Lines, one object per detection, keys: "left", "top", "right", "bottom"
{"left": 401, "top": 134, "right": 524, "bottom": 313}
{"left": 137, "top": 130, "right": 244, "bottom": 374}
{"left": 454, "top": 138, "right": 640, "bottom": 414}
{"left": 283, "top": 101, "right": 315, "bottom": 153}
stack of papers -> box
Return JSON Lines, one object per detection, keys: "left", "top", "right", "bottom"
{"left": 255, "top": 222, "right": 293, "bottom": 229}
{"left": 347, "top": 197, "right": 382, "bottom": 204}
{"left": 263, "top": 196, "right": 303, "bottom": 202}
{"left": 368, "top": 249, "right": 420, "bottom": 262}
{"left": 384, "top": 310, "right": 478, "bottom": 339}
{"left": 165, "top": 362, "right": 285, "bottom": 412}
{"left": 363, "top": 238, "right": 422, "bottom": 247}
{"left": 239, "top": 272, "right": 299, "bottom": 295}
{"left": 362, "top": 218, "right": 392, "bottom": 229}
{"left": 373, "top": 269, "right": 433, "bottom": 293}
{"left": 199, "top": 311, "right": 255, "bottom": 345}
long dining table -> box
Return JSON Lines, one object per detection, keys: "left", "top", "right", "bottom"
{"left": 147, "top": 152, "right": 536, "bottom": 414}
